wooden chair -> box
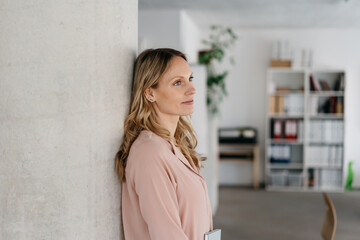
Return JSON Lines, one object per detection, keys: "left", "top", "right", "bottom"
{"left": 322, "top": 192, "right": 337, "bottom": 240}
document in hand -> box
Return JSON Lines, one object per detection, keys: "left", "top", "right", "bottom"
{"left": 204, "top": 229, "right": 221, "bottom": 240}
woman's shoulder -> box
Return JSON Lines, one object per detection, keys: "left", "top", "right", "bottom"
{"left": 125, "top": 131, "right": 177, "bottom": 185}
{"left": 132, "top": 130, "right": 170, "bottom": 147}
{"left": 127, "top": 130, "right": 172, "bottom": 162}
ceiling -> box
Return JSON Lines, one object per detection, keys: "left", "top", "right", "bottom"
{"left": 139, "top": 0, "right": 360, "bottom": 28}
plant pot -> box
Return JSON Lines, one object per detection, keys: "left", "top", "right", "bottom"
{"left": 198, "top": 49, "right": 213, "bottom": 65}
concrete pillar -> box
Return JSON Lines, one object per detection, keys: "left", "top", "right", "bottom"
{"left": 0, "top": 1, "right": 137, "bottom": 239}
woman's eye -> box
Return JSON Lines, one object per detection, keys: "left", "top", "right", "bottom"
{"left": 174, "top": 80, "right": 181, "bottom": 86}
{"left": 189, "top": 76, "right": 194, "bottom": 82}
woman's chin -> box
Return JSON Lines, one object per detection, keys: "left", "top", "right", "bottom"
{"left": 180, "top": 109, "right": 194, "bottom": 116}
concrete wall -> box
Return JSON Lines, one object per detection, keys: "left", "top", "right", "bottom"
{"left": 211, "top": 29, "right": 360, "bottom": 188}
{"left": 0, "top": 1, "right": 137, "bottom": 239}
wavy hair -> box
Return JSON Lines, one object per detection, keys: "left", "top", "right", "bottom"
{"left": 115, "top": 48, "right": 206, "bottom": 182}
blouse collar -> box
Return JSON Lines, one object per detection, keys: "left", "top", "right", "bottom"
{"left": 142, "top": 130, "right": 204, "bottom": 179}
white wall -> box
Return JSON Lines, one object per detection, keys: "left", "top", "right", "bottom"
{"left": 191, "top": 64, "right": 219, "bottom": 214}
{"left": 139, "top": 9, "right": 181, "bottom": 52}
{"left": 191, "top": 65, "right": 208, "bottom": 157}
{"left": 211, "top": 28, "right": 360, "bottom": 187}
{"left": 139, "top": 9, "right": 200, "bottom": 62}
{"left": 180, "top": 11, "right": 201, "bottom": 64}
{"left": 0, "top": 1, "right": 137, "bottom": 239}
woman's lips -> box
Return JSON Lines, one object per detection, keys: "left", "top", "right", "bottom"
{"left": 182, "top": 100, "right": 194, "bottom": 105}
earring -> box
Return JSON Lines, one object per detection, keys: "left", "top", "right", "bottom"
{"left": 147, "top": 97, "right": 153, "bottom": 102}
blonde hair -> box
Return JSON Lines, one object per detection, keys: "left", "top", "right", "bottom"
{"left": 115, "top": 48, "right": 206, "bottom": 182}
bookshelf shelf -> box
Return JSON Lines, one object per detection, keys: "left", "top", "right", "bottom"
{"left": 309, "top": 114, "right": 344, "bottom": 119}
{"left": 305, "top": 165, "right": 342, "bottom": 169}
{"left": 309, "top": 91, "right": 344, "bottom": 97}
{"left": 270, "top": 163, "right": 303, "bottom": 169}
{"left": 308, "top": 142, "right": 344, "bottom": 146}
{"left": 268, "top": 139, "right": 303, "bottom": 145}
{"left": 265, "top": 68, "right": 345, "bottom": 192}
{"left": 269, "top": 114, "right": 304, "bottom": 119}
{"left": 269, "top": 92, "right": 304, "bottom": 96}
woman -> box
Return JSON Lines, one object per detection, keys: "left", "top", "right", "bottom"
{"left": 115, "top": 48, "right": 213, "bottom": 240}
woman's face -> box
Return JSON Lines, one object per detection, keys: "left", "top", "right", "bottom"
{"left": 146, "top": 56, "right": 196, "bottom": 118}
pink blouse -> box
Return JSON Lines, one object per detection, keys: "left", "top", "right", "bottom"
{"left": 122, "top": 130, "right": 213, "bottom": 240}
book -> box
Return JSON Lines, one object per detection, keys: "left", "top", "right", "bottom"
{"left": 272, "top": 119, "right": 283, "bottom": 139}
{"left": 308, "top": 169, "right": 315, "bottom": 187}
{"left": 204, "top": 229, "right": 221, "bottom": 240}
{"left": 284, "top": 95, "right": 304, "bottom": 115}
{"left": 314, "top": 77, "right": 322, "bottom": 91}
{"left": 310, "top": 75, "right": 322, "bottom": 91}
{"left": 269, "top": 96, "right": 276, "bottom": 114}
{"left": 310, "top": 75, "right": 317, "bottom": 91}
{"left": 333, "top": 74, "right": 345, "bottom": 91}
{"left": 309, "top": 96, "right": 319, "bottom": 115}
{"left": 270, "top": 145, "right": 291, "bottom": 163}
{"left": 331, "top": 97, "right": 336, "bottom": 113}
{"left": 277, "top": 96, "right": 284, "bottom": 113}
{"left": 336, "top": 97, "right": 343, "bottom": 113}
{"left": 320, "top": 97, "right": 339, "bottom": 114}
{"left": 279, "top": 96, "right": 284, "bottom": 113}
{"left": 319, "top": 80, "right": 331, "bottom": 91}
{"left": 284, "top": 120, "right": 297, "bottom": 140}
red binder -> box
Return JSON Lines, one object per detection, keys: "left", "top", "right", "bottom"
{"left": 273, "top": 119, "right": 282, "bottom": 139}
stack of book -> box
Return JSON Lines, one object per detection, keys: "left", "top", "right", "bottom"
{"left": 306, "top": 146, "right": 343, "bottom": 167}
{"left": 308, "top": 169, "right": 342, "bottom": 189}
{"left": 308, "top": 120, "right": 344, "bottom": 143}
{"left": 319, "top": 169, "right": 342, "bottom": 189}
{"left": 269, "top": 95, "right": 304, "bottom": 115}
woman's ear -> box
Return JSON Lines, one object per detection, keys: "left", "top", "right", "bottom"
{"left": 145, "top": 88, "right": 155, "bottom": 102}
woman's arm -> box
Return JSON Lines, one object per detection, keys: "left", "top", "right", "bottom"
{"left": 129, "top": 150, "right": 189, "bottom": 240}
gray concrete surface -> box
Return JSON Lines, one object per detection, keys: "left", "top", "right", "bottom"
{"left": 0, "top": 1, "right": 137, "bottom": 239}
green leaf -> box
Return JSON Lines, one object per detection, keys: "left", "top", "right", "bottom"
{"left": 201, "top": 24, "right": 238, "bottom": 115}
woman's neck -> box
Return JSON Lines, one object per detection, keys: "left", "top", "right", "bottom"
{"left": 156, "top": 113, "right": 179, "bottom": 138}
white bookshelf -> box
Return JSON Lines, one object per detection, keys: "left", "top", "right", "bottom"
{"left": 265, "top": 68, "right": 345, "bottom": 192}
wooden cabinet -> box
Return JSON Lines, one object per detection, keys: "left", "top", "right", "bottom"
{"left": 219, "top": 143, "right": 259, "bottom": 189}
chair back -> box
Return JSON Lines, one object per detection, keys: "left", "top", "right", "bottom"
{"left": 321, "top": 192, "right": 337, "bottom": 240}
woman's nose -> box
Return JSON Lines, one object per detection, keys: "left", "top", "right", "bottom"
{"left": 186, "top": 83, "right": 196, "bottom": 95}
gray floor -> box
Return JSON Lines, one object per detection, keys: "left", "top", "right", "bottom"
{"left": 213, "top": 187, "right": 360, "bottom": 240}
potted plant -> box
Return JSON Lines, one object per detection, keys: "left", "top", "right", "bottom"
{"left": 199, "top": 25, "right": 238, "bottom": 115}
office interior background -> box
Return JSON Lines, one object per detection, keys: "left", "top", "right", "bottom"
{"left": 1, "top": 0, "right": 360, "bottom": 239}
{"left": 137, "top": 1, "right": 360, "bottom": 239}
